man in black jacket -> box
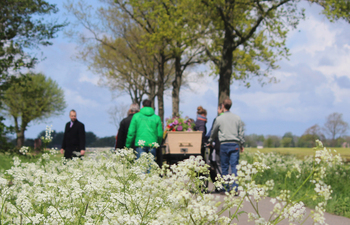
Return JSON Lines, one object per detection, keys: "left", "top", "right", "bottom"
{"left": 60, "top": 110, "right": 86, "bottom": 159}
{"left": 115, "top": 103, "right": 139, "bottom": 149}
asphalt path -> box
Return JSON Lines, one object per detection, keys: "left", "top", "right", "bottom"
{"left": 211, "top": 190, "right": 350, "bottom": 225}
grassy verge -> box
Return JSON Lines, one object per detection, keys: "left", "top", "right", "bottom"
{"left": 245, "top": 147, "right": 350, "bottom": 161}
{"left": 242, "top": 152, "right": 350, "bottom": 218}
{"left": 0, "top": 151, "right": 63, "bottom": 173}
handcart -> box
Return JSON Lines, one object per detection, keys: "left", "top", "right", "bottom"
{"left": 160, "top": 131, "right": 222, "bottom": 190}
{"left": 161, "top": 131, "right": 203, "bottom": 164}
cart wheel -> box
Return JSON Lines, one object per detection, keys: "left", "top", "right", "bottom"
{"left": 201, "top": 147, "right": 211, "bottom": 191}
{"left": 206, "top": 148, "right": 222, "bottom": 193}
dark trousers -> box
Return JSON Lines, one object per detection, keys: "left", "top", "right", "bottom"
{"left": 64, "top": 146, "right": 81, "bottom": 159}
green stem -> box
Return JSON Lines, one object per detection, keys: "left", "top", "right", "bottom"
{"left": 247, "top": 196, "right": 260, "bottom": 217}
{"left": 300, "top": 214, "right": 311, "bottom": 225}
{"left": 190, "top": 214, "right": 197, "bottom": 225}
{"left": 12, "top": 204, "right": 33, "bottom": 224}
{"left": 140, "top": 195, "right": 151, "bottom": 224}
{"left": 272, "top": 169, "right": 315, "bottom": 224}
{"left": 229, "top": 197, "right": 245, "bottom": 223}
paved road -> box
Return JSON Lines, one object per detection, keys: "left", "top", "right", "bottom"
{"left": 211, "top": 192, "right": 350, "bottom": 225}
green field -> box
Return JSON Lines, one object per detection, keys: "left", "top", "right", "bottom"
{"left": 0, "top": 152, "right": 63, "bottom": 173}
{"left": 245, "top": 147, "right": 350, "bottom": 161}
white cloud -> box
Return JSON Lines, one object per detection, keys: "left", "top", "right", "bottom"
{"left": 79, "top": 73, "right": 100, "bottom": 85}
{"left": 64, "top": 88, "right": 99, "bottom": 108}
{"left": 288, "top": 16, "right": 338, "bottom": 56}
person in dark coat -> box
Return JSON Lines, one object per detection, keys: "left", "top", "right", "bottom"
{"left": 115, "top": 103, "right": 140, "bottom": 149}
{"left": 60, "top": 110, "right": 86, "bottom": 159}
{"left": 206, "top": 104, "right": 224, "bottom": 153}
{"left": 195, "top": 106, "right": 207, "bottom": 158}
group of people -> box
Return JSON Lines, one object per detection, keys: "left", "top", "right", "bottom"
{"left": 59, "top": 98, "right": 244, "bottom": 194}
{"left": 194, "top": 99, "right": 245, "bottom": 194}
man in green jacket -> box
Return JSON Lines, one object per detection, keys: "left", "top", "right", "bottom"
{"left": 126, "top": 99, "right": 163, "bottom": 159}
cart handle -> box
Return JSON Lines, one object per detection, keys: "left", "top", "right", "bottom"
{"left": 179, "top": 142, "right": 192, "bottom": 147}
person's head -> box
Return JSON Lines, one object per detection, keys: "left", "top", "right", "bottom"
{"left": 69, "top": 110, "right": 77, "bottom": 122}
{"left": 197, "top": 106, "right": 207, "bottom": 116}
{"left": 222, "top": 98, "right": 232, "bottom": 111}
{"left": 217, "top": 103, "right": 223, "bottom": 114}
{"left": 129, "top": 103, "right": 140, "bottom": 115}
{"left": 142, "top": 99, "right": 152, "bottom": 107}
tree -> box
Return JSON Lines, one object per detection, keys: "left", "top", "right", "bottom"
{"left": 298, "top": 134, "right": 317, "bottom": 148}
{"left": 107, "top": 104, "right": 129, "bottom": 130}
{"left": 0, "top": 0, "right": 66, "bottom": 150}
{"left": 297, "top": 124, "right": 324, "bottom": 147}
{"left": 264, "top": 135, "right": 281, "bottom": 148}
{"left": 244, "top": 134, "right": 265, "bottom": 147}
{"left": 115, "top": 0, "right": 206, "bottom": 117}
{"left": 186, "top": 0, "right": 350, "bottom": 104}
{"left": 88, "top": 136, "right": 115, "bottom": 147}
{"left": 3, "top": 72, "right": 66, "bottom": 148}
{"left": 65, "top": 1, "right": 174, "bottom": 120}
{"left": 324, "top": 112, "right": 349, "bottom": 146}
{"left": 304, "top": 124, "right": 325, "bottom": 141}
{"left": 85, "top": 131, "right": 98, "bottom": 147}
{"left": 281, "top": 132, "right": 295, "bottom": 147}
{"left": 0, "top": 0, "right": 66, "bottom": 80}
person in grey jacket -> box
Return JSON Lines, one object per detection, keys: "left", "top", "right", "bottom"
{"left": 208, "top": 98, "right": 245, "bottom": 194}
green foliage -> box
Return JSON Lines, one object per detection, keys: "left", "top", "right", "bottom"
{"left": 0, "top": 0, "right": 66, "bottom": 79}
{"left": 88, "top": 136, "right": 115, "bottom": 147}
{"left": 186, "top": 0, "right": 303, "bottom": 93}
{"left": 244, "top": 134, "right": 265, "bottom": 147}
{"left": 264, "top": 135, "right": 281, "bottom": 147}
{"left": 0, "top": 116, "right": 14, "bottom": 152}
{"left": 2, "top": 72, "right": 66, "bottom": 147}
{"left": 0, "top": 0, "right": 65, "bottom": 150}
{"left": 311, "top": 0, "right": 350, "bottom": 22}
{"left": 298, "top": 134, "right": 319, "bottom": 148}
{"left": 86, "top": 131, "right": 98, "bottom": 147}
{"left": 243, "top": 151, "right": 350, "bottom": 218}
{"left": 0, "top": 151, "right": 61, "bottom": 174}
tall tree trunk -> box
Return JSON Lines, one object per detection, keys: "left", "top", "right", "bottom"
{"left": 148, "top": 79, "right": 156, "bottom": 108}
{"left": 172, "top": 55, "right": 182, "bottom": 118}
{"left": 157, "top": 53, "right": 165, "bottom": 126}
{"left": 14, "top": 117, "right": 26, "bottom": 148}
{"left": 16, "top": 130, "right": 25, "bottom": 148}
{"left": 218, "top": 29, "right": 233, "bottom": 104}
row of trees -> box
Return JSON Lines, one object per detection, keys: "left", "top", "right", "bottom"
{"left": 0, "top": 0, "right": 67, "bottom": 150}
{"left": 246, "top": 112, "right": 349, "bottom": 148}
{"left": 66, "top": 0, "right": 350, "bottom": 122}
{"left": 19, "top": 130, "right": 115, "bottom": 148}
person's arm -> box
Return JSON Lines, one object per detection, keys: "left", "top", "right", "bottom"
{"left": 126, "top": 116, "right": 136, "bottom": 148}
{"left": 116, "top": 120, "right": 126, "bottom": 149}
{"left": 238, "top": 119, "right": 245, "bottom": 151}
{"left": 60, "top": 124, "right": 67, "bottom": 154}
{"left": 208, "top": 119, "right": 219, "bottom": 144}
{"left": 205, "top": 118, "right": 216, "bottom": 138}
{"left": 157, "top": 117, "right": 163, "bottom": 145}
{"left": 79, "top": 123, "right": 86, "bottom": 155}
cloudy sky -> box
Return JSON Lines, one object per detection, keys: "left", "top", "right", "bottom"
{"left": 7, "top": 1, "right": 350, "bottom": 139}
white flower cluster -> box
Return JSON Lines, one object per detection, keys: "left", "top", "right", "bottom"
{"left": 19, "top": 146, "right": 29, "bottom": 155}
{"left": 0, "top": 141, "right": 341, "bottom": 224}
{"left": 41, "top": 125, "right": 53, "bottom": 143}
{"left": 151, "top": 142, "right": 160, "bottom": 148}
{"left": 49, "top": 147, "right": 58, "bottom": 155}
{"left": 138, "top": 139, "right": 145, "bottom": 146}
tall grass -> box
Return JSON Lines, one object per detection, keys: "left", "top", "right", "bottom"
{"left": 242, "top": 151, "right": 350, "bottom": 218}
